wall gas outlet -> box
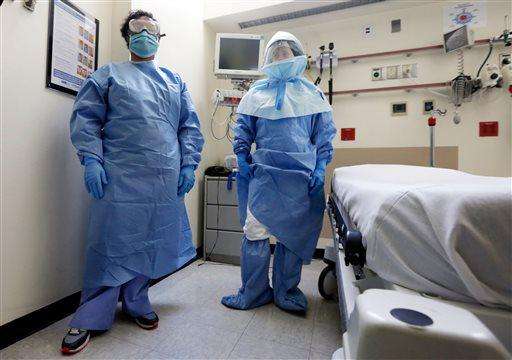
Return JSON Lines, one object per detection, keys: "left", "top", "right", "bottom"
{"left": 371, "top": 67, "right": 383, "bottom": 81}
{"left": 402, "top": 64, "right": 418, "bottom": 78}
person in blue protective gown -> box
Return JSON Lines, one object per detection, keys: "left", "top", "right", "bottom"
{"left": 221, "top": 31, "right": 336, "bottom": 313}
{"left": 61, "top": 11, "right": 204, "bottom": 354}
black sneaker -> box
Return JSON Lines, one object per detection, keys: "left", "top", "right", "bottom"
{"left": 133, "top": 312, "right": 159, "bottom": 330}
{"left": 61, "top": 328, "right": 90, "bottom": 354}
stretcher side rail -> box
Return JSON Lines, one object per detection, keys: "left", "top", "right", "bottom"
{"left": 327, "top": 195, "right": 366, "bottom": 267}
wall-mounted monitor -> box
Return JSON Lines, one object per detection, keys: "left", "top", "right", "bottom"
{"left": 443, "top": 25, "right": 474, "bottom": 53}
{"left": 214, "top": 33, "right": 264, "bottom": 78}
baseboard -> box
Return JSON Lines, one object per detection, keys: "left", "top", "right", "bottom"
{"left": 0, "top": 248, "right": 202, "bottom": 350}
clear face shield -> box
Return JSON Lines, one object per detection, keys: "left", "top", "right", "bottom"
{"left": 263, "top": 40, "right": 305, "bottom": 67}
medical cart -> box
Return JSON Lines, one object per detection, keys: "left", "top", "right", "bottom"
{"left": 203, "top": 175, "right": 242, "bottom": 265}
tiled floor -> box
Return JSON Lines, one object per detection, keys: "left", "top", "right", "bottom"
{"left": 1, "top": 260, "right": 343, "bottom": 359}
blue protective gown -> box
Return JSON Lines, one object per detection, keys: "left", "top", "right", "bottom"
{"left": 70, "top": 60, "right": 204, "bottom": 289}
{"left": 222, "top": 112, "right": 336, "bottom": 312}
{"left": 234, "top": 112, "right": 336, "bottom": 262}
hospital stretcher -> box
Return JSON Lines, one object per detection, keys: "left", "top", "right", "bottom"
{"left": 318, "top": 164, "right": 512, "bottom": 359}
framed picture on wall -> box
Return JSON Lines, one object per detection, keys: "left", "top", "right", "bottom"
{"left": 46, "top": 0, "right": 99, "bottom": 96}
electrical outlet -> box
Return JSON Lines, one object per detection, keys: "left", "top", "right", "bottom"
{"left": 402, "top": 64, "right": 418, "bottom": 78}
{"left": 371, "top": 67, "right": 383, "bottom": 81}
{"left": 423, "top": 100, "right": 435, "bottom": 114}
{"left": 363, "top": 24, "right": 375, "bottom": 39}
{"left": 386, "top": 66, "right": 399, "bottom": 79}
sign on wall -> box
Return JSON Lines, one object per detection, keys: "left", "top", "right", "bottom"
{"left": 46, "top": 0, "right": 99, "bottom": 96}
{"left": 443, "top": 2, "right": 487, "bottom": 32}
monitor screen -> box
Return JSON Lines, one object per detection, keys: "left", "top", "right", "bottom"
{"left": 218, "top": 38, "right": 260, "bottom": 71}
{"left": 444, "top": 26, "right": 470, "bottom": 53}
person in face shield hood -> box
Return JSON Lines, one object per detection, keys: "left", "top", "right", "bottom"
{"left": 61, "top": 10, "right": 204, "bottom": 354}
{"left": 221, "top": 31, "right": 336, "bottom": 313}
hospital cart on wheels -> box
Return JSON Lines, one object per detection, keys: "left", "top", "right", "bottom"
{"left": 318, "top": 165, "right": 511, "bottom": 360}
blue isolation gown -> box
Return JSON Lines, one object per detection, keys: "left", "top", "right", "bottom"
{"left": 70, "top": 60, "right": 204, "bottom": 289}
{"left": 234, "top": 112, "right": 336, "bottom": 262}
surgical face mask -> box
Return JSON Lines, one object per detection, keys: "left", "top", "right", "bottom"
{"left": 129, "top": 31, "right": 159, "bottom": 58}
{"left": 262, "top": 55, "right": 307, "bottom": 81}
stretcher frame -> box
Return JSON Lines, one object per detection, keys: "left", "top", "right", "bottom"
{"left": 323, "top": 190, "right": 512, "bottom": 357}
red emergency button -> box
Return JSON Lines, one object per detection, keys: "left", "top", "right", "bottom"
{"left": 428, "top": 117, "right": 436, "bottom": 127}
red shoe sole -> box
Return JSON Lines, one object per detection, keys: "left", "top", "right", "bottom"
{"left": 61, "top": 334, "right": 90, "bottom": 355}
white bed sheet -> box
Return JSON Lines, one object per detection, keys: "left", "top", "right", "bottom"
{"left": 332, "top": 164, "right": 512, "bottom": 309}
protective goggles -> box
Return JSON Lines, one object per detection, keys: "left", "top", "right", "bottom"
{"left": 264, "top": 40, "right": 304, "bottom": 66}
{"left": 128, "top": 18, "right": 165, "bottom": 37}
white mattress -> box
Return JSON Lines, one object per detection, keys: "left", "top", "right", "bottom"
{"left": 332, "top": 164, "right": 512, "bottom": 309}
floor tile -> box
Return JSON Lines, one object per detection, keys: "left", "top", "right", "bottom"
{"left": 0, "top": 332, "right": 62, "bottom": 360}
{"left": 74, "top": 335, "right": 152, "bottom": 359}
{"left": 2, "top": 259, "right": 343, "bottom": 360}
{"left": 310, "top": 322, "right": 343, "bottom": 355}
{"left": 308, "top": 349, "right": 334, "bottom": 360}
{"left": 228, "top": 333, "right": 309, "bottom": 360}
{"left": 244, "top": 305, "right": 315, "bottom": 350}
{"left": 108, "top": 311, "right": 181, "bottom": 350}
{"left": 314, "top": 299, "right": 341, "bottom": 328}
{"left": 151, "top": 322, "right": 240, "bottom": 360}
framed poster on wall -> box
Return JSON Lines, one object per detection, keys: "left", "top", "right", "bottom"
{"left": 46, "top": 0, "right": 99, "bottom": 96}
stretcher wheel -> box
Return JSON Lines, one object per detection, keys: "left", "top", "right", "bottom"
{"left": 318, "top": 265, "right": 337, "bottom": 301}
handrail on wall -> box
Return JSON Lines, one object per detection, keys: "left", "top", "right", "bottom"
{"left": 330, "top": 82, "right": 450, "bottom": 96}
{"left": 337, "top": 39, "right": 492, "bottom": 62}
{"left": 317, "top": 38, "right": 509, "bottom": 96}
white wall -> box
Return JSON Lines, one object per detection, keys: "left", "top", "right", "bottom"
{"left": 111, "top": 1, "right": 131, "bottom": 62}
{"left": 207, "top": 1, "right": 512, "bottom": 176}
{"left": 0, "top": 0, "right": 125, "bottom": 325}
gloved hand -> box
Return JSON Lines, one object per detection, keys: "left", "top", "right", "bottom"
{"left": 178, "top": 165, "right": 195, "bottom": 197}
{"left": 237, "top": 154, "right": 252, "bottom": 179}
{"left": 309, "top": 160, "right": 327, "bottom": 194}
{"left": 84, "top": 157, "right": 108, "bottom": 200}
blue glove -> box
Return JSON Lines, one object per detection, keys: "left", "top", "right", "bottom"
{"left": 178, "top": 165, "right": 195, "bottom": 197}
{"left": 84, "top": 157, "right": 108, "bottom": 200}
{"left": 309, "top": 160, "right": 327, "bottom": 194}
{"left": 237, "top": 154, "right": 252, "bottom": 179}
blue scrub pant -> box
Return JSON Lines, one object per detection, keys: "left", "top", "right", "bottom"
{"left": 69, "top": 275, "right": 153, "bottom": 330}
{"left": 221, "top": 237, "right": 307, "bottom": 312}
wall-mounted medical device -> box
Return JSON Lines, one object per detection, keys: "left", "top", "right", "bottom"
{"left": 501, "top": 57, "right": 512, "bottom": 95}
{"left": 443, "top": 25, "right": 474, "bottom": 54}
{"left": 446, "top": 16, "right": 511, "bottom": 124}
{"left": 214, "top": 33, "right": 265, "bottom": 79}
